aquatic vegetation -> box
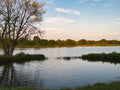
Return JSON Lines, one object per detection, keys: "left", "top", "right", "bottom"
{"left": 0, "top": 52, "right": 46, "bottom": 64}
{"left": 82, "top": 52, "right": 120, "bottom": 63}
{"left": 57, "top": 56, "right": 81, "bottom": 60}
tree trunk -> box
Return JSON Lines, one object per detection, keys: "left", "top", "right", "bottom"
{"left": 2, "top": 41, "right": 17, "bottom": 56}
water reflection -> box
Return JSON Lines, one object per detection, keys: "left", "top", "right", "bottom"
{"left": 0, "top": 47, "right": 120, "bottom": 89}
{"left": 0, "top": 63, "right": 46, "bottom": 90}
{"left": 0, "top": 63, "right": 18, "bottom": 87}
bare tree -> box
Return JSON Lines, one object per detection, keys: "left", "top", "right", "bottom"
{"left": 0, "top": 0, "right": 45, "bottom": 56}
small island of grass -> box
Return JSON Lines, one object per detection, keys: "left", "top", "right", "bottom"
{"left": 57, "top": 52, "right": 120, "bottom": 64}
{"left": 82, "top": 52, "right": 120, "bottom": 63}
{"left": 0, "top": 52, "right": 46, "bottom": 64}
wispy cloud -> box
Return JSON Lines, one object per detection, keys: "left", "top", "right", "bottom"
{"left": 56, "top": 8, "right": 81, "bottom": 16}
{"left": 78, "top": 0, "right": 87, "bottom": 4}
{"left": 44, "top": 17, "right": 75, "bottom": 25}
{"left": 112, "top": 18, "right": 120, "bottom": 24}
{"left": 45, "top": 0, "right": 55, "bottom": 4}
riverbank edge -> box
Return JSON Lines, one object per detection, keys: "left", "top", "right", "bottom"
{"left": 61, "top": 81, "right": 120, "bottom": 90}
{"left": 0, "top": 53, "right": 46, "bottom": 64}
{"left": 0, "top": 81, "right": 120, "bottom": 90}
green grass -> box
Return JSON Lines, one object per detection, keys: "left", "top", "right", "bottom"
{"left": 61, "top": 81, "right": 120, "bottom": 90}
{"left": 82, "top": 52, "right": 120, "bottom": 63}
{"left": 57, "top": 52, "right": 120, "bottom": 63}
{"left": 1, "top": 81, "right": 120, "bottom": 90}
{"left": 0, "top": 87, "right": 34, "bottom": 90}
{"left": 0, "top": 82, "right": 120, "bottom": 90}
{"left": 0, "top": 52, "right": 46, "bottom": 64}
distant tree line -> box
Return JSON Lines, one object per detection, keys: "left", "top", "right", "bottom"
{"left": 0, "top": 36, "right": 120, "bottom": 48}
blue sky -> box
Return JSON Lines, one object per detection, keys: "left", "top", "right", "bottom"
{"left": 41, "top": 0, "right": 120, "bottom": 40}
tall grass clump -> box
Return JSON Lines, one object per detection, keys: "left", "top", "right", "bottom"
{"left": 82, "top": 52, "right": 120, "bottom": 63}
{"left": 0, "top": 52, "right": 46, "bottom": 64}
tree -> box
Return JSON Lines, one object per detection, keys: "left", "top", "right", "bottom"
{"left": 65, "top": 39, "right": 77, "bottom": 46}
{"left": 33, "top": 36, "right": 41, "bottom": 45}
{"left": 0, "top": 0, "right": 45, "bottom": 56}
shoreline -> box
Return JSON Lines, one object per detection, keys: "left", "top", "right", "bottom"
{"left": 0, "top": 81, "right": 120, "bottom": 90}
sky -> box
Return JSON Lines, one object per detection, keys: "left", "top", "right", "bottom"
{"left": 41, "top": 0, "right": 120, "bottom": 40}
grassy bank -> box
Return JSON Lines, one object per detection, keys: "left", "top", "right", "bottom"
{"left": 82, "top": 52, "right": 120, "bottom": 63}
{"left": 61, "top": 81, "right": 120, "bottom": 90}
{"left": 0, "top": 87, "right": 34, "bottom": 90}
{"left": 0, "top": 53, "right": 46, "bottom": 64}
{"left": 0, "top": 81, "right": 120, "bottom": 90}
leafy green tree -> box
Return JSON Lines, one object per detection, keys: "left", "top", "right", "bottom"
{"left": 33, "top": 36, "right": 41, "bottom": 45}
{"left": 78, "top": 39, "right": 87, "bottom": 45}
{"left": 65, "top": 39, "right": 77, "bottom": 46}
{"left": 48, "top": 40, "right": 56, "bottom": 47}
{"left": 0, "top": 0, "right": 45, "bottom": 56}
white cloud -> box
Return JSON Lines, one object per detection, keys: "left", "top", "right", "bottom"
{"left": 45, "top": 0, "right": 55, "bottom": 4}
{"left": 44, "top": 17, "right": 75, "bottom": 25}
{"left": 79, "top": 0, "right": 87, "bottom": 4}
{"left": 56, "top": 8, "right": 81, "bottom": 16}
{"left": 112, "top": 18, "right": 120, "bottom": 24}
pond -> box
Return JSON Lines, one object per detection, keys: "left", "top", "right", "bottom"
{"left": 0, "top": 46, "right": 120, "bottom": 89}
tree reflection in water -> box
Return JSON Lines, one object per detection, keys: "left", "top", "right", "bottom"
{"left": 0, "top": 63, "right": 20, "bottom": 87}
{"left": 0, "top": 63, "right": 45, "bottom": 90}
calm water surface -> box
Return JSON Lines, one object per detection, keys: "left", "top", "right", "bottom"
{"left": 0, "top": 46, "right": 120, "bottom": 89}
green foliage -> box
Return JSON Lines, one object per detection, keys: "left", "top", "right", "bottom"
{"left": 0, "top": 81, "right": 120, "bottom": 90}
{"left": 61, "top": 81, "right": 120, "bottom": 90}
{"left": 0, "top": 53, "right": 46, "bottom": 64}
{"left": 13, "top": 38, "right": 120, "bottom": 48}
{"left": 64, "top": 39, "right": 77, "bottom": 46}
{"left": 57, "top": 56, "right": 81, "bottom": 60}
{"left": 0, "top": 87, "right": 34, "bottom": 90}
{"left": 82, "top": 52, "right": 120, "bottom": 63}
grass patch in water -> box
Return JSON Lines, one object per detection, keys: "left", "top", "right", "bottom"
{"left": 0, "top": 52, "right": 46, "bottom": 64}
{"left": 82, "top": 52, "right": 120, "bottom": 63}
